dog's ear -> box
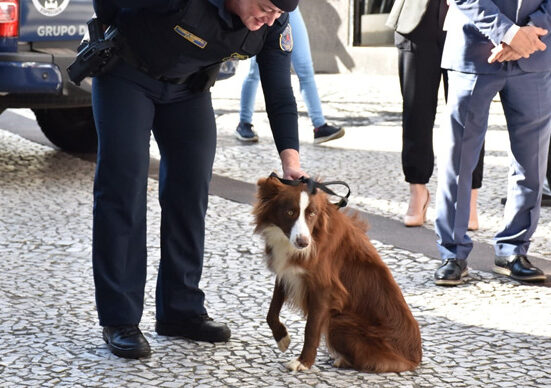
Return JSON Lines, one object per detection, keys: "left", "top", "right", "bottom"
{"left": 312, "top": 196, "right": 329, "bottom": 235}
{"left": 257, "top": 176, "right": 282, "bottom": 201}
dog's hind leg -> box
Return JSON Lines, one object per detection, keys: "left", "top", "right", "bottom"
{"left": 327, "top": 316, "right": 418, "bottom": 372}
{"left": 267, "top": 278, "right": 290, "bottom": 352}
{"left": 333, "top": 356, "right": 352, "bottom": 369}
{"left": 331, "top": 334, "right": 418, "bottom": 372}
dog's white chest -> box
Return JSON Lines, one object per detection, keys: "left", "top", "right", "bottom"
{"left": 262, "top": 225, "right": 307, "bottom": 307}
{"left": 278, "top": 269, "right": 305, "bottom": 308}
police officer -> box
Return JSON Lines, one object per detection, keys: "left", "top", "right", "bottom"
{"left": 91, "top": 0, "right": 305, "bottom": 359}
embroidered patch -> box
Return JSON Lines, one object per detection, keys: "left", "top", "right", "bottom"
{"left": 174, "top": 25, "right": 208, "bottom": 49}
{"left": 279, "top": 24, "right": 293, "bottom": 52}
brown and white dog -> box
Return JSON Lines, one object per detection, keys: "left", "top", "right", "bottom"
{"left": 253, "top": 175, "right": 422, "bottom": 372}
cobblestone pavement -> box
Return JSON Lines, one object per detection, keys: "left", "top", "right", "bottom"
{"left": 1, "top": 64, "right": 551, "bottom": 387}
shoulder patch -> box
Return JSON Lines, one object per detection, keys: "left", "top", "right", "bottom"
{"left": 279, "top": 24, "right": 293, "bottom": 53}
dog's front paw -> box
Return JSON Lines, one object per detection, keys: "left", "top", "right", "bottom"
{"left": 285, "top": 358, "right": 309, "bottom": 372}
{"left": 277, "top": 334, "right": 291, "bottom": 352}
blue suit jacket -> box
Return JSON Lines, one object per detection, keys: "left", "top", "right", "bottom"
{"left": 442, "top": 0, "right": 551, "bottom": 73}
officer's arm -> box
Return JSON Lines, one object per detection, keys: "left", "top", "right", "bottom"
{"left": 257, "top": 16, "right": 304, "bottom": 179}
{"left": 256, "top": 15, "right": 299, "bottom": 154}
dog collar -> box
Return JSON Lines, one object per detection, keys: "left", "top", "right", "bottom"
{"left": 268, "top": 172, "right": 351, "bottom": 208}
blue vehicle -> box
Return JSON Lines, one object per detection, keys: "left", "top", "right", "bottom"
{"left": 1, "top": 0, "right": 96, "bottom": 152}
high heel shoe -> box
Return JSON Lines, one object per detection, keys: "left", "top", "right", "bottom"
{"left": 404, "top": 189, "right": 430, "bottom": 227}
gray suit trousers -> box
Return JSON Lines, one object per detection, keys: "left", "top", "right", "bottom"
{"left": 435, "top": 64, "right": 551, "bottom": 260}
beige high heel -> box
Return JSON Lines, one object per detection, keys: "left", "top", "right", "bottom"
{"left": 404, "top": 185, "right": 430, "bottom": 227}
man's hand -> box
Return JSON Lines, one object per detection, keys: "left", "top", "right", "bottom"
{"left": 488, "top": 43, "right": 523, "bottom": 63}
{"left": 509, "top": 26, "right": 547, "bottom": 58}
{"left": 279, "top": 149, "right": 307, "bottom": 179}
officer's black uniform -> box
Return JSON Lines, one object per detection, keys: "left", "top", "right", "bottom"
{"left": 91, "top": 0, "right": 298, "bottom": 328}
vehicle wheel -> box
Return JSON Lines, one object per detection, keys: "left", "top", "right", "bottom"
{"left": 33, "top": 107, "right": 97, "bottom": 153}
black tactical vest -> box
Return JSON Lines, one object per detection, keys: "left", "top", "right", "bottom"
{"left": 115, "top": 0, "right": 276, "bottom": 79}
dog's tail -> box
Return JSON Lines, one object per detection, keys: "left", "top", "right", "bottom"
{"left": 326, "top": 314, "right": 421, "bottom": 373}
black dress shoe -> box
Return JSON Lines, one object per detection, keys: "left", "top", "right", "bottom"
{"left": 494, "top": 255, "right": 546, "bottom": 282}
{"left": 102, "top": 325, "right": 151, "bottom": 359}
{"left": 434, "top": 259, "right": 468, "bottom": 286}
{"left": 156, "top": 314, "right": 231, "bottom": 343}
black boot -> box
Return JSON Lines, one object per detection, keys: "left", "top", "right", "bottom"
{"left": 156, "top": 314, "right": 231, "bottom": 343}
{"left": 102, "top": 325, "right": 151, "bottom": 359}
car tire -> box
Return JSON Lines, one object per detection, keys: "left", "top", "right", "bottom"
{"left": 33, "top": 107, "right": 97, "bottom": 153}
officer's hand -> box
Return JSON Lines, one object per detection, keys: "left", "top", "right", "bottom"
{"left": 283, "top": 166, "right": 308, "bottom": 180}
{"left": 280, "top": 149, "right": 308, "bottom": 180}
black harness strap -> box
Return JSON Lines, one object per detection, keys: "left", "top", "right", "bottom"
{"left": 269, "top": 172, "right": 351, "bottom": 208}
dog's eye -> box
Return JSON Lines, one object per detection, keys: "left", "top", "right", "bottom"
{"left": 308, "top": 211, "right": 316, "bottom": 217}
{"left": 287, "top": 209, "right": 295, "bottom": 217}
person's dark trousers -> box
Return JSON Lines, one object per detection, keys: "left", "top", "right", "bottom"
{"left": 396, "top": 0, "right": 484, "bottom": 187}
{"left": 471, "top": 142, "right": 484, "bottom": 189}
{"left": 547, "top": 136, "right": 551, "bottom": 185}
{"left": 91, "top": 61, "right": 216, "bottom": 327}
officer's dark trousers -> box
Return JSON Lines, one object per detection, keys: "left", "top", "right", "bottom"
{"left": 91, "top": 62, "right": 215, "bottom": 326}
{"left": 395, "top": 0, "right": 484, "bottom": 188}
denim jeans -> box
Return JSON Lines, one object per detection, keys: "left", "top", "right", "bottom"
{"left": 239, "top": 7, "right": 325, "bottom": 128}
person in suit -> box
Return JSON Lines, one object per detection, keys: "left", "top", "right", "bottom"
{"left": 387, "top": 0, "right": 485, "bottom": 230}
{"left": 433, "top": 0, "right": 551, "bottom": 286}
